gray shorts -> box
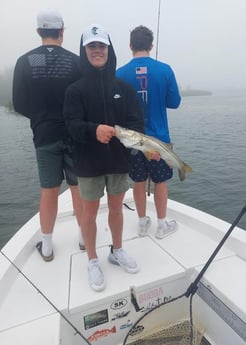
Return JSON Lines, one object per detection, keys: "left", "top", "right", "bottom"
{"left": 78, "top": 174, "right": 129, "bottom": 201}
{"left": 35, "top": 140, "right": 78, "bottom": 188}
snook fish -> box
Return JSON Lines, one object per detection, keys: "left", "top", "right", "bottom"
{"left": 114, "top": 125, "right": 192, "bottom": 181}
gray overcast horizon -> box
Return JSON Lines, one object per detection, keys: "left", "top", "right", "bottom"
{"left": 1, "top": 0, "right": 246, "bottom": 90}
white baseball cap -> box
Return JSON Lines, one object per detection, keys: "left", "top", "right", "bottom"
{"left": 82, "top": 24, "right": 110, "bottom": 46}
{"left": 37, "top": 10, "right": 64, "bottom": 29}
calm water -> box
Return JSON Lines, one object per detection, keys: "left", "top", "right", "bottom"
{"left": 0, "top": 89, "right": 245, "bottom": 249}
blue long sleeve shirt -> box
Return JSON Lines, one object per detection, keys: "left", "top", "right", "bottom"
{"left": 116, "top": 56, "right": 181, "bottom": 143}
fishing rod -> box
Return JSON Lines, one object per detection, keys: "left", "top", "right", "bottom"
{"left": 0, "top": 249, "right": 92, "bottom": 345}
{"left": 155, "top": 0, "right": 162, "bottom": 60}
{"left": 123, "top": 202, "right": 246, "bottom": 345}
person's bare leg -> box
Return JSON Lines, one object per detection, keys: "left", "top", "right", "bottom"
{"left": 107, "top": 192, "right": 125, "bottom": 249}
{"left": 80, "top": 199, "right": 99, "bottom": 259}
{"left": 69, "top": 185, "right": 84, "bottom": 248}
{"left": 154, "top": 182, "right": 168, "bottom": 219}
{"left": 81, "top": 198, "right": 106, "bottom": 291}
{"left": 154, "top": 181, "right": 177, "bottom": 239}
{"left": 132, "top": 181, "right": 151, "bottom": 236}
{"left": 39, "top": 186, "right": 60, "bottom": 233}
{"left": 39, "top": 186, "right": 60, "bottom": 257}
{"left": 132, "top": 181, "right": 146, "bottom": 217}
{"left": 108, "top": 192, "right": 139, "bottom": 273}
{"left": 69, "top": 185, "right": 83, "bottom": 226}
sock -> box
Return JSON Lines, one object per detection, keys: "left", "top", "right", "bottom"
{"left": 112, "top": 247, "right": 122, "bottom": 255}
{"left": 157, "top": 218, "right": 167, "bottom": 227}
{"left": 89, "top": 258, "right": 98, "bottom": 266}
{"left": 139, "top": 216, "right": 148, "bottom": 226}
{"left": 41, "top": 233, "right": 53, "bottom": 257}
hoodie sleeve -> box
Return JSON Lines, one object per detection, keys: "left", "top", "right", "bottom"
{"left": 63, "top": 82, "right": 98, "bottom": 144}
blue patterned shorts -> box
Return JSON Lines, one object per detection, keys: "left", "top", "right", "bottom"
{"left": 129, "top": 151, "right": 173, "bottom": 183}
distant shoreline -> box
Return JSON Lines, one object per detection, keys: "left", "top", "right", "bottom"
{"left": 180, "top": 89, "right": 212, "bottom": 97}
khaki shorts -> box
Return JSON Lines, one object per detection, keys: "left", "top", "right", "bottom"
{"left": 78, "top": 174, "right": 129, "bottom": 201}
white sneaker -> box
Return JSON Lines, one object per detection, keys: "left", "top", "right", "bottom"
{"left": 155, "top": 220, "right": 177, "bottom": 239}
{"left": 138, "top": 216, "right": 151, "bottom": 236}
{"left": 88, "top": 259, "right": 105, "bottom": 292}
{"left": 108, "top": 247, "right": 139, "bottom": 273}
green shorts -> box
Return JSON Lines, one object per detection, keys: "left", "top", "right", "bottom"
{"left": 78, "top": 174, "right": 129, "bottom": 201}
{"left": 35, "top": 140, "right": 77, "bottom": 188}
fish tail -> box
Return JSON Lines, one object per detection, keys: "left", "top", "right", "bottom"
{"left": 183, "top": 161, "right": 192, "bottom": 173}
{"left": 178, "top": 169, "right": 186, "bottom": 182}
{"left": 178, "top": 162, "right": 192, "bottom": 182}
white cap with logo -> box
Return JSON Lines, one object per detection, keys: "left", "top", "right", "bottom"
{"left": 82, "top": 24, "right": 110, "bottom": 46}
{"left": 37, "top": 9, "right": 64, "bottom": 29}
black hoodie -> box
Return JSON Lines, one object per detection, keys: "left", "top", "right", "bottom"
{"left": 63, "top": 36, "right": 144, "bottom": 177}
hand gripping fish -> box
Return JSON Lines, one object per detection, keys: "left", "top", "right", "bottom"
{"left": 114, "top": 125, "right": 192, "bottom": 181}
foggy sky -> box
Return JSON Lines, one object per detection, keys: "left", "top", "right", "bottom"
{"left": 1, "top": 0, "right": 246, "bottom": 90}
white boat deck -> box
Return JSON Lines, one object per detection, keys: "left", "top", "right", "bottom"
{"left": 0, "top": 189, "right": 245, "bottom": 345}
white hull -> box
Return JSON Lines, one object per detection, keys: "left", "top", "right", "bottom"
{"left": 0, "top": 189, "right": 245, "bottom": 345}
